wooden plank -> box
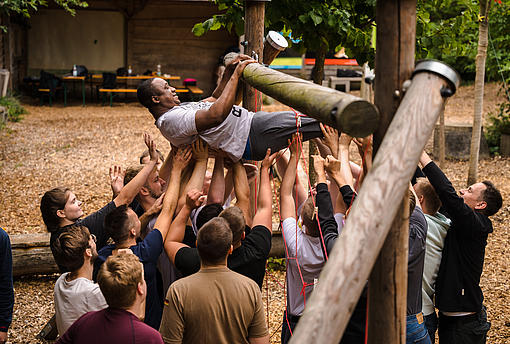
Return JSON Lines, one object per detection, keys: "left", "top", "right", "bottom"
{"left": 289, "top": 69, "right": 451, "bottom": 344}
{"left": 187, "top": 86, "right": 203, "bottom": 94}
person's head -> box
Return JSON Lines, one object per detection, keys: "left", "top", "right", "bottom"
{"left": 139, "top": 149, "right": 165, "bottom": 168}
{"left": 414, "top": 178, "right": 441, "bottom": 215}
{"left": 104, "top": 205, "right": 141, "bottom": 244}
{"left": 41, "top": 187, "right": 83, "bottom": 230}
{"left": 137, "top": 78, "right": 180, "bottom": 116}
{"left": 219, "top": 206, "right": 246, "bottom": 245}
{"left": 196, "top": 203, "right": 224, "bottom": 230}
{"left": 125, "top": 165, "right": 164, "bottom": 201}
{"left": 97, "top": 253, "right": 146, "bottom": 310}
{"left": 460, "top": 181, "right": 502, "bottom": 216}
{"left": 300, "top": 196, "right": 320, "bottom": 237}
{"left": 52, "top": 225, "right": 97, "bottom": 272}
{"left": 197, "top": 217, "right": 233, "bottom": 266}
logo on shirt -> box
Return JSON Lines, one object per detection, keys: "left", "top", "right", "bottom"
{"left": 231, "top": 105, "right": 243, "bottom": 118}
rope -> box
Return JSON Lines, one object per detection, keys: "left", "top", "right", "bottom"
{"left": 488, "top": 30, "right": 510, "bottom": 102}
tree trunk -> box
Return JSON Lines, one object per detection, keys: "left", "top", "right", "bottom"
{"left": 467, "top": 0, "right": 491, "bottom": 186}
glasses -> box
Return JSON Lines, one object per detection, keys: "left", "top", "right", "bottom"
{"left": 90, "top": 234, "right": 97, "bottom": 243}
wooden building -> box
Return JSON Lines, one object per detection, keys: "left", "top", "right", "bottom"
{"left": 1, "top": 0, "right": 239, "bottom": 94}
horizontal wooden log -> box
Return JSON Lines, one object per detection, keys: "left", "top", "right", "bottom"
{"left": 242, "top": 63, "right": 380, "bottom": 138}
{"left": 290, "top": 71, "right": 451, "bottom": 344}
{"left": 10, "top": 229, "right": 285, "bottom": 277}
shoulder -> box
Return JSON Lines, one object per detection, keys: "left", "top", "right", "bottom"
{"left": 133, "top": 319, "right": 164, "bottom": 343}
{"left": 0, "top": 228, "right": 10, "bottom": 246}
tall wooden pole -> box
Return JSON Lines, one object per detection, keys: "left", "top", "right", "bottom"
{"left": 368, "top": 1, "right": 416, "bottom": 343}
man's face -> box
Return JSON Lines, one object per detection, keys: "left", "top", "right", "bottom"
{"left": 62, "top": 191, "right": 84, "bottom": 221}
{"left": 144, "top": 168, "right": 165, "bottom": 199}
{"left": 88, "top": 235, "right": 98, "bottom": 262}
{"left": 127, "top": 207, "right": 142, "bottom": 238}
{"left": 151, "top": 78, "right": 180, "bottom": 109}
{"left": 459, "top": 182, "right": 487, "bottom": 210}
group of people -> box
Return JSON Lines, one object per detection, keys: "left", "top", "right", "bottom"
{"left": 0, "top": 54, "right": 503, "bottom": 344}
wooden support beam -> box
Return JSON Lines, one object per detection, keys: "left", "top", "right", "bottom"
{"left": 242, "top": 64, "right": 380, "bottom": 137}
{"left": 368, "top": 1, "right": 417, "bottom": 342}
{"left": 289, "top": 63, "right": 458, "bottom": 343}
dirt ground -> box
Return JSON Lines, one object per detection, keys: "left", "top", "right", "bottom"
{"left": 0, "top": 82, "right": 508, "bottom": 343}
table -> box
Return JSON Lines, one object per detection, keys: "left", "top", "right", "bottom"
{"left": 62, "top": 76, "right": 86, "bottom": 106}
{"left": 91, "top": 74, "right": 180, "bottom": 81}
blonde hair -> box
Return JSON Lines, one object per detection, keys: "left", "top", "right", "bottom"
{"left": 97, "top": 253, "right": 143, "bottom": 309}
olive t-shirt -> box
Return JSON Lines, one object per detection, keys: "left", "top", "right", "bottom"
{"left": 159, "top": 266, "right": 268, "bottom": 344}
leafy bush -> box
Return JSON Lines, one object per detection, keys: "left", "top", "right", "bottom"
{"left": 267, "top": 257, "right": 286, "bottom": 272}
{"left": 0, "top": 96, "right": 27, "bottom": 123}
{"left": 484, "top": 85, "right": 510, "bottom": 154}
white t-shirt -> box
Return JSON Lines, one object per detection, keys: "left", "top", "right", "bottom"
{"left": 54, "top": 272, "right": 108, "bottom": 335}
{"left": 156, "top": 101, "right": 255, "bottom": 161}
{"left": 282, "top": 217, "right": 325, "bottom": 316}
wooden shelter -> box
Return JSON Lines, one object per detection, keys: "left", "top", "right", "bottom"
{"left": 0, "top": 0, "right": 239, "bottom": 94}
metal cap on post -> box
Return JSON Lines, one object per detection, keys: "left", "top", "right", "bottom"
{"left": 263, "top": 31, "right": 288, "bottom": 65}
{"left": 413, "top": 59, "right": 460, "bottom": 96}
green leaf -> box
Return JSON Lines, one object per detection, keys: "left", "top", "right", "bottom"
{"left": 191, "top": 23, "right": 205, "bottom": 37}
{"left": 309, "top": 12, "right": 323, "bottom": 26}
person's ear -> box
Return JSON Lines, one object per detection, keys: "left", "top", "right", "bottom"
{"left": 418, "top": 195, "right": 424, "bottom": 204}
{"left": 137, "top": 281, "right": 145, "bottom": 296}
{"left": 85, "top": 248, "right": 92, "bottom": 259}
{"left": 130, "top": 227, "right": 137, "bottom": 237}
{"left": 152, "top": 95, "right": 160, "bottom": 104}
{"left": 140, "top": 186, "right": 150, "bottom": 196}
{"left": 475, "top": 200, "right": 487, "bottom": 210}
{"left": 56, "top": 209, "right": 66, "bottom": 219}
{"left": 228, "top": 245, "right": 233, "bottom": 255}
{"left": 241, "top": 232, "right": 245, "bottom": 241}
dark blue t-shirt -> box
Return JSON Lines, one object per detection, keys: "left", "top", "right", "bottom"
{"left": 95, "top": 229, "right": 163, "bottom": 330}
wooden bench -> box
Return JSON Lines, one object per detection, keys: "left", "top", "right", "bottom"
{"left": 186, "top": 86, "right": 204, "bottom": 101}
{"left": 38, "top": 87, "right": 67, "bottom": 106}
{"left": 328, "top": 76, "right": 362, "bottom": 93}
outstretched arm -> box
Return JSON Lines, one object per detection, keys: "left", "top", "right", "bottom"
{"left": 164, "top": 190, "right": 204, "bottom": 264}
{"left": 109, "top": 165, "right": 125, "bottom": 200}
{"left": 195, "top": 56, "right": 256, "bottom": 132}
{"left": 176, "top": 139, "right": 208, "bottom": 213}
{"left": 320, "top": 123, "right": 339, "bottom": 159}
{"left": 232, "top": 160, "right": 253, "bottom": 227}
{"left": 280, "top": 134, "right": 300, "bottom": 220}
{"left": 207, "top": 156, "right": 226, "bottom": 205}
{"left": 113, "top": 133, "right": 158, "bottom": 207}
{"left": 153, "top": 147, "right": 192, "bottom": 241}
{"left": 253, "top": 149, "right": 278, "bottom": 230}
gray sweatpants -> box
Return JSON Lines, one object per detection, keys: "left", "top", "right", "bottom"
{"left": 245, "top": 111, "right": 323, "bottom": 161}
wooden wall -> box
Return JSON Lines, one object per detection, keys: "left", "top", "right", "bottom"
{"left": 127, "top": 1, "right": 238, "bottom": 94}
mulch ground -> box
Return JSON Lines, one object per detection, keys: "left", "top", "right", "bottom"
{"left": 0, "top": 82, "right": 508, "bottom": 343}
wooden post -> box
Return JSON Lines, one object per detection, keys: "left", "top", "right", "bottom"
{"left": 289, "top": 62, "right": 458, "bottom": 344}
{"left": 263, "top": 31, "right": 288, "bottom": 65}
{"left": 242, "top": 64, "right": 380, "bottom": 138}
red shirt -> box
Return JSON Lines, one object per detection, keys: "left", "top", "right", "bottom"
{"left": 56, "top": 307, "right": 163, "bottom": 344}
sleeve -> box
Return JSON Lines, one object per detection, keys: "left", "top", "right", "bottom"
{"left": 316, "top": 183, "right": 339, "bottom": 257}
{"left": 80, "top": 201, "right": 116, "bottom": 249}
{"left": 339, "top": 185, "right": 357, "bottom": 208}
{"left": 159, "top": 286, "right": 185, "bottom": 344}
{"left": 281, "top": 218, "right": 298, "bottom": 257}
{"left": 408, "top": 208, "right": 427, "bottom": 264}
{"left": 0, "top": 229, "right": 14, "bottom": 332}
{"left": 174, "top": 247, "right": 201, "bottom": 277}
{"left": 241, "top": 226, "right": 272, "bottom": 259}
{"left": 137, "top": 229, "right": 164, "bottom": 264}
{"left": 158, "top": 107, "right": 198, "bottom": 140}
{"left": 247, "top": 284, "right": 269, "bottom": 339}
{"left": 422, "top": 161, "right": 487, "bottom": 236}
{"left": 411, "top": 166, "right": 425, "bottom": 185}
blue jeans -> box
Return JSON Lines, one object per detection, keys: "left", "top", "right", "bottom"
{"left": 424, "top": 311, "right": 438, "bottom": 343}
{"left": 407, "top": 313, "right": 432, "bottom": 344}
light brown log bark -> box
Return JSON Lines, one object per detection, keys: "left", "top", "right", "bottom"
{"left": 289, "top": 71, "right": 450, "bottom": 344}
{"left": 242, "top": 64, "right": 380, "bottom": 138}
{"left": 468, "top": 0, "right": 491, "bottom": 186}
{"left": 10, "top": 233, "right": 58, "bottom": 277}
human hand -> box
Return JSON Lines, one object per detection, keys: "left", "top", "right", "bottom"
{"left": 261, "top": 148, "right": 278, "bottom": 170}
{"left": 185, "top": 189, "right": 206, "bottom": 210}
{"left": 324, "top": 155, "right": 341, "bottom": 175}
{"left": 244, "top": 163, "right": 259, "bottom": 184}
{"left": 312, "top": 155, "right": 326, "bottom": 177}
{"left": 0, "top": 330, "right": 7, "bottom": 343}
{"left": 147, "top": 192, "right": 164, "bottom": 216}
{"left": 289, "top": 133, "right": 302, "bottom": 156}
{"left": 233, "top": 57, "right": 257, "bottom": 77}
{"left": 339, "top": 133, "right": 353, "bottom": 149}
{"left": 353, "top": 135, "right": 373, "bottom": 157}
{"left": 192, "top": 139, "right": 209, "bottom": 161}
{"left": 143, "top": 132, "right": 158, "bottom": 162}
{"left": 109, "top": 165, "right": 125, "bottom": 196}
{"left": 172, "top": 146, "right": 192, "bottom": 171}
{"left": 320, "top": 123, "right": 339, "bottom": 157}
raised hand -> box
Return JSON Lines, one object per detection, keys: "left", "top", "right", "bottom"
{"left": 339, "top": 133, "right": 353, "bottom": 149}
{"left": 143, "top": 132, "right": 158, "bottom": 162}
{"left": 109, "top": 165, "right": 125, "bottom": 197}
{"left": 289, "top": 132, "right": 302, "bottom": 156}
{"left": 192, "top": 138, "right": 209, "bottom": 161}
{"left": 312, "top": 154, "right": 326, "bottom": 177}
{"left": 324, "top": 155, "right": 341, "bottom": 176}
{"left": 320, "top": 123, "right": 339, "bottom": 158}
{"left": 261, "top": 148, "right": 279, "bottom": 170}
{"left": 172, "top": 146, "right": 192, "bottom": 171}
{"left": 185, "top": 189, "right": 206, "bottom": 210}
{"left": 147, "top": 192, "right": 165, "bottom": 216}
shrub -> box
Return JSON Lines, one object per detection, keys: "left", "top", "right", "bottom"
{"left": 485, "top": 85, "right": 510, "bottom": 154}
{"left": 0, "top": 96, "right": 26, "bottom": 124}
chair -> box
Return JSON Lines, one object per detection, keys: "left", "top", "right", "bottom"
{"left": 39, "top": 71, "right": 66, "bottom": 106}
{"left": 98, "top": 72, "right": 117, "bottom": 105}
